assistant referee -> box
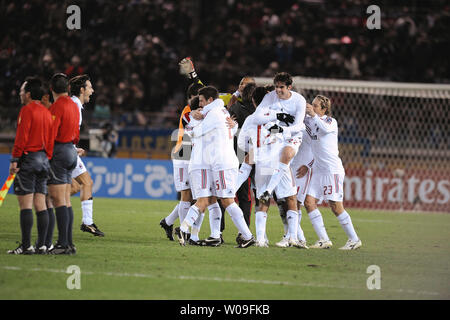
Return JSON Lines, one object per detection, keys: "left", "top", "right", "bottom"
{"left": 47, "top": 73, "right": 80, "bottom": 255}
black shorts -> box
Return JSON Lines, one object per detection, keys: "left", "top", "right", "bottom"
{"left": 13, "top": 151, "right": 50, "bottom": 195}
{"left": 48, "top": 143, "right": 78, "bottom": 185}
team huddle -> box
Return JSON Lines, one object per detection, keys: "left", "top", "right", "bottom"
{"left": 160, "top": 58, "right": 362, "bottom": 250}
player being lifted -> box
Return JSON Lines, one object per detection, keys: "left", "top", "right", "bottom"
{"left": 237, "top": 86, "right": 306, "bottom": 248}
{"left": 250, "top": 72, "right": 307, "bottom": 245}
{"left": 303, "top": 96, "right": 362, "bottom": 250}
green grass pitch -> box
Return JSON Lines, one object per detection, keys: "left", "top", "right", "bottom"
{"left": 0, "top": 197, "right": 449, "bottom": 300}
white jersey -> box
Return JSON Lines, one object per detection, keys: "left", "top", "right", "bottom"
{"left": 304, "top": 114, "right": 345, "bottom": 175}
{"left": 238, "top": 113, "right": 284, "bottom": 169}
{"left": 186, "top": 99, "right": 239, "bottom": 172}
{"left": 71, "top": 96, "right": 84, "bottom": 169}
{"left": 71, "top": 96, "right": 83, "bottom": 127}
{"left": 290, "top": 127, "right": 314, "bottom": 169}
{"left": 253, "top": 90, "right": 306, "bottom": 138}
{"left": 185, "top": 117, "right": 212, "bottom": 172}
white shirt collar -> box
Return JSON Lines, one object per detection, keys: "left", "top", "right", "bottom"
{"left": 71, "top": 95, "right": 84, "bottom": 109}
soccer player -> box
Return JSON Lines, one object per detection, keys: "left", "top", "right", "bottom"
{"left": 7, "top": 78, "right": 53, "bottom": 255}
{"left": 174, "top": 94, "right": 222, "bottom": 247}
{"left": 226, "top": 76, "right": 256, "bottom": 109}
{"left": 275, "top": 127, "right": 313, "bottom": 248}
{"left": 47, "top": 73, "right": 80, "bottom": 254}
{"left": 227, "top": 82, "right": 257, "bottom": 229}
{"left": 159, "top": 82, "right": 208, "bottom": 243}
{"left": 303, "top": 96, "right": 362, "bottom": 250}
{"left": 69, "top": 74, "right": 104, "bottom": 237}
{"left": 177, "top": 86, "right": 256, "bottom": 248}
{"left": 252, "top": 72, "right": 306, "bottom": 206}
{"left": 237, "top": 87, "right": 303, "bottom": 248}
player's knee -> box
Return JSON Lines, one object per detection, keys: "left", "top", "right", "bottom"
{"left": 81, "top": 175, "right": 93, "bottom": 189}
{"left": 71, "top": 183, "right": 81, "bottom": 195}
{"left": 220, "top": 198, "right": 234, "bottom": 208}
{"left": 304, "top": 197, "right": 316, "bottom": 212}
{"left": 280, "top": 147, "right": 295, "bottom": 163}
{"left": 329, "top": 201, "right": 344, "bottom": 216}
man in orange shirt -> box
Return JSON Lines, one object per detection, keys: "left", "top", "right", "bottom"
{"left": 47, "top": 73, "right": 80, "bottom": 255}
{"left": 7, "top": 77, "right": 53, "bottom": 255}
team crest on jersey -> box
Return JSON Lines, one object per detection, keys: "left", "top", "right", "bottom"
{"left": 321, "top": 117, "right": 332, "bottom": 124}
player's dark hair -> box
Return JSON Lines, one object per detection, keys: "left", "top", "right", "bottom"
{"left": 50, "top": 73, "right": 69, "bottom": 94}
{"left": 69, "top": 74, "right": 90, "bottom": 96}
{"left": 187, "top": 82, "right": 204, "bottom": 99}
{"left": 273, "top": 72, "right": 293, "bottom": 86}
{"left": 24, "top": 77, "right": 44, "bottom": 100}
{"left": 198, "top": 86, "right": 218, "bottom": 101}
{"left": 189, "top": 96, "right": 200, "bottom": 110}
{"left": 252, "top": 86, "right": 269, "bottom": 106}
{"left": 241, "top": 82, "right": 256, "bottom": 105}
{"left": 41, "top": 81, "right": 53, "bottom": 104}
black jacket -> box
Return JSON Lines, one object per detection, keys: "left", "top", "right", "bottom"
{"left": 228, "top": 100, "right": 255, "bottom": 129}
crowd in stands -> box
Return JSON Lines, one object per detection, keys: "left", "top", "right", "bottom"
{"left": 0, "top": 0, "right": 448, "bottom": 134}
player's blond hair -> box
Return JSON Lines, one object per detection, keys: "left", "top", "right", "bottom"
{"left": 315, "top": 95, "right": 332, "bottom": 116}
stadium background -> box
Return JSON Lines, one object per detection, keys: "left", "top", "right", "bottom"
{"left": 0, "top": 0, "right": 449, "bottom": 213}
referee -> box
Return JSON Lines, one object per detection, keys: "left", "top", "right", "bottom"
{"left": 47, "top": 73, "right": 80, "bottom": 255}
{"left": 8, "top": 77, "right": 53, "bottom": 254}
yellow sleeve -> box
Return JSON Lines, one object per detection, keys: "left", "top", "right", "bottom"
{"left": 219, "top": 93, "right": 232, "bottom": 106}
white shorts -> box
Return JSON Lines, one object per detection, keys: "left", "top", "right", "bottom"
{"left": 306, "top": 171, "right": 344, "bottom": 202}
{"left": 190, "top": 169, "right": 215, "bottom": 200}
{"left": 296, "top": 168, "right": 312, "bottom": 204}
{"left": 255, "top": 165, "right": 297, "bottom": 200}
{"left": 212, "top": 168, "right": 238, "bottom": 199}
{"left": 71, "top": 156, "right": 87, "bottom": 178}
{"left": 173, "top": 163, "right": 190, "bottom": 192}
{"left": 283, "top": 135, "right": 302, "bottom": 155}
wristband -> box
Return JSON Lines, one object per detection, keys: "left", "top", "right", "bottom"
{"left": 10, "top": 157, "right": 19, "bottom": 163}
{"left": 188, "top": 71, "right": 198, "bottom": 79}
{"left": 232, "top": 90, "right": 240, "bottom": 98}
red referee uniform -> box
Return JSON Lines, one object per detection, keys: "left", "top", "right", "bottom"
{"left": 49, "top": 95, "right": 80, "bottom": 145}
{"left": 12, "top": 101, "right": 53, "bottom": 160}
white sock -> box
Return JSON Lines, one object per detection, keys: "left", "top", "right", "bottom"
{"left": 266, "top": 162, "right": 290, "bottom": 194}
{"left": 165, "top": 203, "right": 180, "bottom": 226}
{"left": 255, "top": 211, "right": 267, "bottom": 242}
{"left": 190, "top": 213, "right": 205, "bottom": 241}
{"left": 237, "top": 163, "right": 252, "bottom": 189}
{"left": 226, "top": 202, "right": 253, "bottom": 240}
{"left": 180, "top": 205, "right": 200, "bottom": 233}
{"left": 297, "top": 209, "right": 306, "bottom": 242}
{"left": 286, "top": 210, "right": 298, "bottom": 240}
{"left": 81, "top": 199, "right": 93, "bottom": 225}
{"left": 178, "top": 201, "right": 191, "bottom": 223}
{"left": 337, "top": 211, "right": 359, "bottom": 242}
{"left": 308, "top": 209, "right": 329, "bottom": 241}
{"left": 208, "top": 202, "right": 222, "bottom": 239}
